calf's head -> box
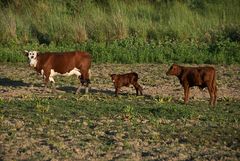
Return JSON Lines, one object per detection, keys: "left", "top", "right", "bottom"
{"left": 166, "top": 64, "right": 182, "bottom": 76}
{"left": 109, "top": 74, "right": 117, "bottom": 82}
{"left": 24, "top": 50, "right": 39, "bottom": 67}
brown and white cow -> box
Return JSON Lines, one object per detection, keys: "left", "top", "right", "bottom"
{"left": 110, "top": 72, "right": 143, "bottom": 96}
{"left": 24, "top": 50, "right": 91, "bottom": 94}
{"left": 166, "top": 64, "right": 217, "bottom": 106}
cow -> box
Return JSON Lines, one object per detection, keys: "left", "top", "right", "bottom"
{"left": 109, "top": 72, "right": 143, "bottom": 96}
{"left": 166, "top": 64, "right": 217, "bottom": 106}
{"left": 24, "top": 50, "right": 91, "bottom": 94}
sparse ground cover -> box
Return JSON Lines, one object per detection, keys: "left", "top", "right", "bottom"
{"left": 0, "top": 63, "right": 240, "bottom": 160}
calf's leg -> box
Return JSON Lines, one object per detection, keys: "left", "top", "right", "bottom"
{"left": 183, "top": 85, "right": 190, "bottom": 104}
{"left": 133, "top": 82, "right": 143, "bottom": 95}
{"left": 213, "top": 85, "right": 217, "bottom": 106}
{"left": 115, "top": 87, "right": 120, "bottom": 96}
{"left": 207, "top": 84, "right": 215, "bottom": 106}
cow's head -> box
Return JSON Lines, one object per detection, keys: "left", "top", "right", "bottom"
{"left": 166, "top": 64, "right": 181, "bottom": 76}
{"left": 24, "top": 50, "right": 39, "bottom": 67}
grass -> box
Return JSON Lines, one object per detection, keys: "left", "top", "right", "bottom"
{"left": 0, "top": 93, "right": 239, "bottom": 160}
{"left": 1, "top": 38, "right": 240, "bottom": 64}
{"left": 0, "top": 0, "right": 240, "bottom": 64}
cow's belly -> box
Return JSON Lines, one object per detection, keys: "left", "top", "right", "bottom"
{"left": 41, "top": 68, "right": 81, "bottom": 83}
{"left": 50, "top": 68, "right": 81, "bottom": 77}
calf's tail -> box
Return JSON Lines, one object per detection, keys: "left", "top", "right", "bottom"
{"left": 212, "top": 69, "right": 217, "bottom": 105}
{"left": 88, "top": 69, "right": 91, "bottom": 80}
{"left": 213, "top": 70, "right": 217, "bottom": 93}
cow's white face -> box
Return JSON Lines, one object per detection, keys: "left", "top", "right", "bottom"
{"left": 25, "top": 50, "right": 38, "bottom": 67}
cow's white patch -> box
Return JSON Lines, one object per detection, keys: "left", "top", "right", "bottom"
{"left": 50, "top": 68, "right": 81, "bottom": 77}
{"left": 26, "top": 51, "right": 38, "bottom": 67}
{"left": 41, "top": 69, "right": 44, "bottom": 75}
{"left": 49, "top": 77, "right": 55, "bottom": 83}
{"left": 40, "top": 68, "right": 81, "bottom": 83}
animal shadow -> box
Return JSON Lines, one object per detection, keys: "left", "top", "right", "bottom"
{"left": 0, "top": 77, "right": 30, "bottom": 87}
{"left": 57, "top": 86, "right": 114, "bottom": 95}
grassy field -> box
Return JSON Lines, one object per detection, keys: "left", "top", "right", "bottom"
{"left": 0, "top": 0, "right": 240, "bottom": 64}
{"left": 0, "top": 63, "right": 239, "bottom": 160}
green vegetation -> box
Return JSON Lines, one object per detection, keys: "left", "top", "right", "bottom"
{"left": 0, "top": 94, "right": 239, "bottom": 160}
{"left": 0, "top": 0, "right": 240, "bottom": 63}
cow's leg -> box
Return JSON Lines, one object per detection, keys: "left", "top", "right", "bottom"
{"left": 84, "top": 70, "right": 91, "bottom": 94}
{"left": 76, "top": 84, "right": 81, "bottom": 94}
{"left": 43, "top": 72, "right": 50, "bottom": 92}
{"left": 80, "top": 70, "right": 91, "bottom": 94}
{"left": 183, "top": 85, "right": 190, "bottom": 104}
{"left": 76, "top": 76, "right": 90, "bottom": 94}
{"left": 49, "top": 76, "right": 57, "bottom": 93}
{"left": 76, "top": 69, "right": 90, "bottom": 94}
{"left": 76, "top": 76, "right": 83, "bottom": 94}
{"left": 84, "top": 82, "right": 89, "bottom": 94}
{"left": 76, "top": 86, "right": 83, "bottom": 94}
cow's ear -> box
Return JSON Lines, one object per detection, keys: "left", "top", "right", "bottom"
{"left": 23, "top": 50, "right": 29, "bottom": 56}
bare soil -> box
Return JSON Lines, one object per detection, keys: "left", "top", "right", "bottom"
{"left": 0, "top": 63, "right": 240, "bottom": 160}
{"left": 1, "top": 63, "right": 240, "bottom": 102}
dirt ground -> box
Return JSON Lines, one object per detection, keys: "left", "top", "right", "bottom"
{"left": 0, "top": 63, "right": 240, "bottom": 160}
{"left": 0, "top": 63, "right": 240, "bottom": 102}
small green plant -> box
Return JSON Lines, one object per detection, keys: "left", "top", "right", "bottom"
{"left": 122, "top": 105, "right": 136, "bottom": 120}
{"left": 154, "top": 96, "right": 172, "bottom": 104}
{"left": 34, "top": 99, "right": 50, "bottom": 114}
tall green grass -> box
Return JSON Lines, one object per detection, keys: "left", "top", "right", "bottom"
{"left": 0, "top": 0, "right": 239, "bottom": 64}
{"left": 1, "top": 38, "right": 239, "bottom": 64}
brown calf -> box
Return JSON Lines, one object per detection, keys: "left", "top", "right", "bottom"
{"left": 166, "top": 64, "right": 217, "bottom": 106}
{"left": 24, "top": 50, "right": 91, "bottom": 94}
{"left": 110, "top": 72, "right": 143, "bottom": 96}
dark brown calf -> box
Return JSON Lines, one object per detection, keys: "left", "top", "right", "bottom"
{"left": 110, "top": 72, "right": 143, "bottom": 96}
{"left": 166, "top": 64, "right": 217, "bottom": 106}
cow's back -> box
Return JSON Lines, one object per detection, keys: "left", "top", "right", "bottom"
{"left": 74, "top": 51, "right": 91, "bottom": 69}
{"left": 38, "top": 51, "right": 91, "bottom": 74}
{"left": 182, "top": 66, "right": 215, "bottom": 87}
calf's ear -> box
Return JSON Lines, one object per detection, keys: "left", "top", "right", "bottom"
{"left": 23, "top": 50, "right": 29, "bottom": 56}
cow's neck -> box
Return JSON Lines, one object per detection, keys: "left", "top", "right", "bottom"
{"left": 34, "top": 57, "right": 42, "bottom": 73}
